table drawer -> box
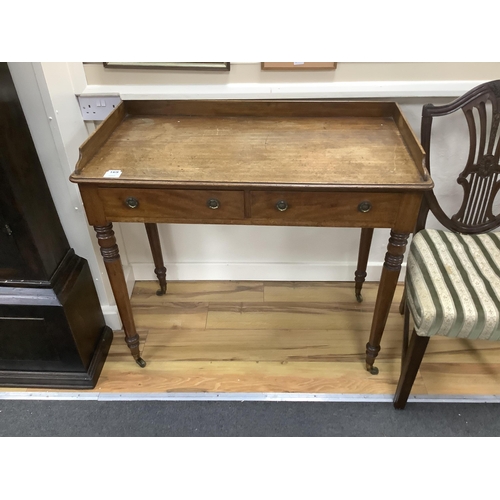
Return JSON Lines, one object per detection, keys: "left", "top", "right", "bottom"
{"left": 250, "top": 191, "right": 402, "bottom": 227}
{"left": 97, "top": 188, "right": 245, "bottom": 222}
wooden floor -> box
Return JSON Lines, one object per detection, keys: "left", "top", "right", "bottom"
{"left": 5, "top": 281, "right": 500, "bottom": 395}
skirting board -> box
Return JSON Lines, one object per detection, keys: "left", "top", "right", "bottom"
{"left": 101, "top": 305, "right": 122, "bottom": 331}
{"left": 131, "top": 261, "right": 406, "bottom": 282}
{"left": 123, "top": 264, "right": 135, "bottom": 297}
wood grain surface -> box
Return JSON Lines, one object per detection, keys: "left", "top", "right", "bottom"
{"left": 72, "top": 110, "right": 428, "bottom": 189}
{"left": 5, "top": 281, "right": 500, "bottom": 396}
{"left": 75, "top": 115, "right": 418, "bottom": 186}
{"left": 91, "top": 186, "right": 403, "bottom": 228}
{"left": 97, "top": 187, "right": 246, "bottom": 222}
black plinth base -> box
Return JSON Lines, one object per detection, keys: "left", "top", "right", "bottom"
{"left": 0, "top": 326, "right": 112, "bottom": 389}
{"left": 0, "top": 250, "right": 113, "bottom": 389}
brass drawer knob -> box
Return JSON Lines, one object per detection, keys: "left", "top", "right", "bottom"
{"left": 358, "top": 201, "right": 372, "bottom": 213}
{"left": 276, "top": 200, "right": 288, "bottom": 212}
{"left": 207, "top": 198, "right": 220, "bottom": 210}
{"left": 125, "top": 197, "right": 139, "bottom": 209}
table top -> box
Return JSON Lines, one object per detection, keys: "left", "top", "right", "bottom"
{"left": 71, "top": 100, "right": 432, "bottom": 191}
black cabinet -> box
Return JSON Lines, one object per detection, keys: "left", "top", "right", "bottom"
{"left": 0, "top": 62, "right": 112, "bottom": 388}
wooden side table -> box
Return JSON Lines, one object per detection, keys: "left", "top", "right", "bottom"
{"left": 70, "top": 99, "right": 432, "bottom": 374}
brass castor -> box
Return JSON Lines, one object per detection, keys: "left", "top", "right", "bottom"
{"left": 355, "top": 292, "right": 363, "bottom": 303}
{"left": 366, "top": 363, "right": 379, "bottom": 375}
{"left": 155, "top": 281, "right": 167, "bottom": 296}
{"left": 135, "top": 357, "right": 147, "bottom": 368}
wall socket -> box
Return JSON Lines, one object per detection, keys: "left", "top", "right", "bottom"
{"left": 77, "top": 95, "right": 122, "bottom": 121}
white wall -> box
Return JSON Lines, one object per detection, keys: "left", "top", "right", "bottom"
{"left": 8, "top": 63, "right": 132, "bottom": 329}
{"left": 86, "top": 62, "right": 500, "bottom": 85}
{"left": 9, "top": 62, "right": 497, "bottom": 327}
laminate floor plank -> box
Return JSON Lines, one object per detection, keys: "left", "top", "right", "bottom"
{"left": 423, "top": 337, "right": 500, "bottom": 364}
{"left": 419, "top": 363, "right": 500, "bottom": 395}
{"left": 93, "top": 360, "right": 427, "bottom": 395}
{"left": 4, "top": 281, "right": 500, "bottom": 397}
{"left": 263, "top": 281, "right": 389, "bottom": 303}
{"left": 132, "top": 281, "right": 264, "bottom": 304}
{"left": 142, "top": 329, "right": 404, "bottom": 363}
{"left": 133, "top": 302, "right": 209, "bottom": 330}
{"left": 206, "top": 302, "right": 403, "bottom": 331}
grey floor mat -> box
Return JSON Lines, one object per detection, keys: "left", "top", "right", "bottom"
{"left": 0, "top": 400, "right": 498, "bottom": 436}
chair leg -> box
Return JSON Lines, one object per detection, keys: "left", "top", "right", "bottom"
{"left": 399, "top": 286, "right": 407, "bottom": 315}
{"left": 393, "top": 329, "right": 430, "bottom": 410}
{"left": 402, "top": 305, "right": 410, "bottom": 364}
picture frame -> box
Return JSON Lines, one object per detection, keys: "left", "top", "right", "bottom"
{"left": 103, "top": 62, "right": 231, "bottom": 71}
{"left": 261, "top": 62, "right": 337, "bottom": 71}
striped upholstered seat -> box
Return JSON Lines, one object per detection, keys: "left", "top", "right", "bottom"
{"left": 406, "top": 229, "right": 500, "bottom": 340}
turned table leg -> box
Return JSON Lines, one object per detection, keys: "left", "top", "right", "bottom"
{"left": 145, "top": 223, "right": 167, "bottom": 296}
{"left": 94, "top": 224, "right": 146, "bottom": 367}
{"left": 354, "top": 227, "right": 374, "bottom": 303}
{"left": 365, "top": 230, "right": 409, "bottom": 375}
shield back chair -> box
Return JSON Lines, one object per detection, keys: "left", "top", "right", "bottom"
{"left": 394, "top": 79, "right": 500, "bottom": 409}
